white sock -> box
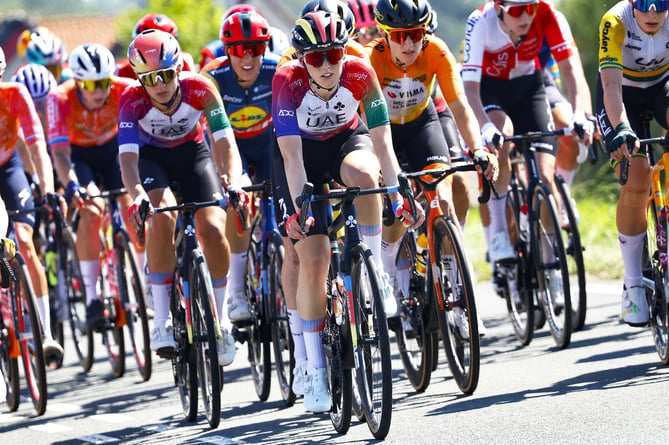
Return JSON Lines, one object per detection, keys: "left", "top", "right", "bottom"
{"left": 381, "top": 239, "right": 400, "bottom": 277}
{"left": 227, "top": 252, "right": 247, "bottom": 293}
{"left": 288, "top": 309, "right": 306, "bottom": 362}
{"left": 303, "top": 330, "right": 325, "bottom": 370}
{"left": 556, "top": 167, "right": 575, "bottom": 188}
{"left": 36, "top": 295, "right": 52, "bottom": 339}
{"left": 80, "top": 260, "right": 100, "bottom": 305}
{"left": 619, "top": 232, "right": 645, "bottom": 288}
{"left": 151, "top": 284, "right": 170, "bottom": 328}
{"left": 487, "top": 192, "right": 508, "bottom": 234}
{"left": 136, "top": 250, "right": 146, "bottom": 276}
{"left": 360, "top": 224, "right": 382, "bottom": 272}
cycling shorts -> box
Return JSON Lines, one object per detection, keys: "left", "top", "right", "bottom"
{"left": 481, "top": 71, "right": 556, "bottom": 155}
{"left": 139, "top": 139, "right": 223, "bottom": 203}
{"left": 71, "top": 137, "right": 123, "bottom": 191}
{"left": 0, "top": 150, "right": 35, "bottom": 227}
{"left": 238, "top": 141, "right": 271, "bottom": 184}
{"left": 271, "top": 119, "right": 374, "bottom": 240}
{"left": 437, "top": 107, "right": 466, "bottom": 160}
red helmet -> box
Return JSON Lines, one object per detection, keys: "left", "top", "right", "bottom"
{"left": 223, "top": 4, "right": 260, "bottom": 20}
{"left": 347, "top": 0, "right": 377, "bottom": 30}
{"left": 133, "top": 13, "right": 179, "bottom": 39}
{"left": 220, "top": 11, "right": 271, "bottom": 44}
{"left": 128, "top": 29, "right": 181, "bottom": 74}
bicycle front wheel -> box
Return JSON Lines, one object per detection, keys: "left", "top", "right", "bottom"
{"left": 0, "top": 295, "right": 21, "bottom": 411}
{"left": 12, "top": 254, "right": 48, "bottom": 415}
{"left": 350, "top": 244, "right": 392, "bottom": 440}
{"left": 644, "top": 202, "right": 669, "bottom": 364}
{"left": 531, "top": 184, "right": 572, "bottom": 349}
{"left": 171, "top": 275, "right": 198, "bottom": 421}
{"left": 432, "top": 216, "right": 480, "bottom": 395}
{"left": 190, "top": 250, "right": 221, "bottom": 428}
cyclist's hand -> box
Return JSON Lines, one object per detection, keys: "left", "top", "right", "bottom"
{"left": 392, "top": 197, "right": 424, "bottom": 228}
{"left": 472, "top": 149, "right": 499, "bottom": 182}
{"left": 64, "top": 180, "right": 86, "bottom": 209}
{"left": 286, "top": 211, "right": 314, "bottom": 240}
{"left": 227, "top": 185, "right": 249, "bottom": 211}
{"left": 44, "top": 192, "right": 67, "bottom": 216}
{"left": 481, "top": 122, "right": 503, "bottom": 153}
{"left": 608, "top": 122, "right": 639, "bottom": 163}
{"left": 570, "top": 113, "right": 594, "bottom": 146}
{"left": 127, "top": 194, "right": 153, "bottom": 234}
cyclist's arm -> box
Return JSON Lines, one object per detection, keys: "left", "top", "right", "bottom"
{"left": 211, "top": 132, "right": 243, "bottom": 189}
{"left": 462, "top": 80, "right": 491, "bottom": 132}
{"left": 556, "top": 55, "right": 589, "bottom": 120}
{"left": 448, "top": 98, "right": 486, "bottom": 152}
{"left": 119, "top": 151, "right": 145, "bottom": 202}
{"left": 15, "top": 131, "right": 37, "bottom": 177}
{"left": 600, "top": 67, "right": 627, "bottom": 131}
{"left": 277, "top": 135, "right": 308, "bottom": 212}
{"left": 28, "top": 138, "right": 54, "bottom": 195}
{"left": 369, "top": 125, "right": 402, "bottom": 203}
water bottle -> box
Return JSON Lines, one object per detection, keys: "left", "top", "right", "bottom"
{"left": 415, "top": 233, "right": 428, "bottom": 277}
{"left": 658, "top": 207, "right": 668, "bottom": 270}
{"left": 333, "top": 276, "right": 345, "bottom": 325}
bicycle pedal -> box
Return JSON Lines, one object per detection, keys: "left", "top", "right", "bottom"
{"left": 156, "top": 347, "right": 177, "bottom": 359}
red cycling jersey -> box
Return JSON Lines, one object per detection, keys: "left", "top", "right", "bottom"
{"left": 0, "top": 82, "right": 45, "bottom": 166}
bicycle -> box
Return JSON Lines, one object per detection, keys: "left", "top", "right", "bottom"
{"left": 236, "top": 180, "right": 294, "bottom": 405}
{"left": 138, "top": 194, "right": 231, "bottom": 428}
{"left": 296, "top": 181, "right": 394, "bottom": 440}
{"left": 499, "top": 128, "right": 573, "bottom": 349}
{"left": 392, "top": 160, "right": 492, "bottom": 395}
{"left": 0, "top": 240, "right": 48, "bottom": 415}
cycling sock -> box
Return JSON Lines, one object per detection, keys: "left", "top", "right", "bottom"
{"left": 488, "top": 191, "right": 508, "bottom": 234}
{"left": 36, "top": 295, "right": 52, "bottom": 339}
{"left": 556, "top": 167, "right": 575, "bottom": 188}
{"left": 360, "top": 223, "right": 382, "bottom": 271}
{"left": 619, "top": 232, "right": 645, "bottom": 288}
{"left": 288, "top": 309, "right": 307, "bottom": 362}
{"left": 381, "top": 239, "right": 400, "bottom": 277}
{"left": 135, "top": 250, "right": 146, "bottom": 278}
{"left": 227, "top": 252, "right": 247, "bottom": 294}
{"left": 151, "top": 283, "right": 170, "bottom": 329}
{"left": 80, "top": 259, "right": 100, "bottom": 305}
{"left": 302, "top": 318, "right": 326, "bottom": 369}
{"left": 212, "top": 276, "right": 228, "bottom": 325}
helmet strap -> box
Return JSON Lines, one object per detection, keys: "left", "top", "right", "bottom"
{"left": 309, "top": 77, "right": 337, "bottom": 93}
{"left": 152, "top": 84, "right": 181, "bottom": 112}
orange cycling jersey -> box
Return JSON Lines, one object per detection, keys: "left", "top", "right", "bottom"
{"left": 277, "top": 38, "right": 369, "bottom": 68}
{"left": 366, "top": 34, "right": 464, "bottom": 125}
{"left": 0, "top": 82, "right": 45, "bottom": 166}
{"left": 46, "top": 76, "right": 134, "bottom": 149}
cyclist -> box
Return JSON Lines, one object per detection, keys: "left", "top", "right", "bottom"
{"left": 273, "top": 10, "right": 423, "bottom": 412}
{"left": 16, "top": 26, "right": 72, "bottom": 84}
{"left": 116, "top": 13, "right": 196, "bottom": 79}
{"left": 461, "top": 0, "right": 593, "bottom": 293}
{"left": 368, "top": 0, "right": 498, "bottom": 335}
{"left": 46, "top": 43, "right": 141, "bottom": 330}
{"left": 596, "top": 0, "right": 669, "bottom": 327}
{"left": 200, "top": 10, "right": 278, "bottom": 325}
{"left": 0, "top": 46, "right": 63, "bottom": 365}
{"left": 120, "top": 29, "right": 246, "bottom": 366}
{"left": 348, "top": 0, "right": 381, "bottom": 45}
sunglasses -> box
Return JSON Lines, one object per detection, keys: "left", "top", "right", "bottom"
{"left": 77, "top": 78, "right": 112, "bottom": 92}
{"left": 387, "top": 28, "right": 426, "bottom": 45}
{"left": 498, "top": 2, "right": 540, "bottom": 18}
{"left": 303, "top": 47, "right": 345, "bottom": 68}
{"left": 633, "top": 0, "right": 669, "bottom": 12}
{"left": 137, "top": 67, "right": 178, "bottom": 87}
{"left": 227, "top": 43, "right": 267, "bottom": 58}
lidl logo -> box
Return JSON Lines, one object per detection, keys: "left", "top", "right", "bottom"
{"left": 229, "top": 106, "right": 268, "bottom": 130}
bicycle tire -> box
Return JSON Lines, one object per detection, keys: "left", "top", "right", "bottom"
{"left": 171, "top": 274, "right": 198, "bottom": 421}
{"left": 644, "top": 202, "right": 669, "bottom": 365}
{"left": 555, "top": 173, "right": 587, "bottom": 331}
{"left": 190, "top": 250, "right": 221, "bottom": 428}
{"left": 531, "top": 183, "right": 572, "bottom": 349}
{"left": 393, "top": 229, "right": 434, "bottom": 392}
{"left": 0, "top": 293, "right": 20, "bottom": 411}
{"left": 115, "top": 230, "right": 151, "bottom": 381}
{"left": 243, "top": 232, "right": 272, "bottom": 402}
{"left": 351, "top": 371, "right": 365, "bottom": 422}
{"left": 99, "top": 239, "right": 126, "bottom": 379}
{"left": 267, "top": 236, "right": 295, "bottom": 406}
{"left": 503, "top": 188, "right": 534, "bottom": 345}
{"left": 12, "top": 254, "right": 48, "bottom": 415}
{"left": 63, "top": 228, "right": 94, "bottom": 371}
{"left": 350, "top": 244, "right": 392, "bottom": 440}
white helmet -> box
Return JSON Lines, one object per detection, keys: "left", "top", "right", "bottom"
{"left": 11, "top": 63, "right": 57, "bottom": 103}
{"left": 0, "top": 47, "right": 6, "bottom": 77}
{"left": 268, "top": 26, "right": 290, "bottom": 57}
{"left": 69, "top": 44, "right": 115, "bottom": 80}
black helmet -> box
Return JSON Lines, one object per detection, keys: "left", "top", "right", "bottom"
{"left": 374, "top": 0, "right": 432, "bottom": 31}
{"left": 301, "top": 0, "right": 356, "bottom": 35}
{"left": 291, "top": 11, "right": 349, "bottom": 53}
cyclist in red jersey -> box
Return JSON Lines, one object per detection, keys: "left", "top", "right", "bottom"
{"left": 0, "top": 46, "right": 63, "bottom": 365}
{"left": 46, "top": 43, "right": 139, "bottom": 330}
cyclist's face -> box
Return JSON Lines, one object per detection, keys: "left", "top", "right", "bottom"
{"left": 632, "top": 2, "right": 669, "bottom": 35}
{"left": 385, "top": 29, "right": 423, "bottom": 68}
{"left": 226, "top": 43, "right": 265, "bottom": 86}
{"left": 495, "top": 2, "right": 537, "bottom": 37}
{"left": 302, "top": 48, "right": 344, "bottom": 94}
{"left": 77, "top": 81, "right": 112, "bottom": 110}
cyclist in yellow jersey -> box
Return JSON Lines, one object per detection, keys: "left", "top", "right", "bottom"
{"left": 597, "top": 0, "right": 669, "bottom": 327}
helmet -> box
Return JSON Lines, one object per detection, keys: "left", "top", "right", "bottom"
{"left": 347, "top": 0, "right": 377, "bottom": 30}
{"left": 10, "top": 63, "right": 57, "bottom": 103}
{"left": 374, "top": 0, "right": 432, "bottom": 31}
{"left": 291, "top": 11, "right": 349, "bottom": 53}
{"left": 16, "top": 26, "right": 49, "bottom": 60}
{"left": 301, "top": 0, "right": 356, "bottom": 36}
{"left": 223, "top": 4, "right": 260, "bottom": 20}
{"left": 0, "top": 47, "right": 6, "bottom": 77}
{"left": 133, "top": 13, "right": 179, "bottom": 39}
{"left": 128, "top": 29, "right": 181, "bottom": 74}
{"left": 268, "top": 26, "right": 290, "bottom": 56}
{"left": 24, "top": 29, "right": 67, "bottom": 65}
{"left": 69, "top": 44, "right": 116, "bottom": 80}
{"left": 220, "top": 11, "right": 271, "bottom": 44}
{"left": 426, "top": 9, "right": 437, "bottom": 34}
{"left": 497, "top": 0, "right": 539, "bottom": 3}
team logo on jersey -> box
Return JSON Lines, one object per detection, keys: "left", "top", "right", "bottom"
{"left": 229, "top": 106, "right": 268, "bottom": 129}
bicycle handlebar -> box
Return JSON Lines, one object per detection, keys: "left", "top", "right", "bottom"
{"left": 504, "top": 128, "right": 571, "bottom": 143}
{"left": 618, "top": 135, "right": 669, "bottom": 186}
{"left": 400, "top": 162, "right": 495, "bottom": 204}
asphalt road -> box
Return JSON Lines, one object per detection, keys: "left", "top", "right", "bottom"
{"left": 2, "top": 278, "right": 669, "bottom": 444}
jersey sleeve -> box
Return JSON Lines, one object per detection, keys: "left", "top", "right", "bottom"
{"left": 194, "top": 75, "right": 232, "bottom": 141}
{"left": 461, "top": 10, "right": 486, "bottom": 83}
{"left": 45, "top": 89, "right": 70, "bottom": 150}
{"left": 541, "top": 3, "right": 573, "bottom": 62}
{"left": 272, "top": 63, "right": 301, "bottom": 137}
{"left": 11, "top": 84, "right": 44, "bottom": 144}
{"left": 598, "top": 11, "right": 625, "bottom": 71}
{"left": 117, "top": 86, "right": 144, "bottom": 155}
{"left": 431, "top": 38, "right": 466, "bottom": 105}
{"left": 351, "top": 58, "right": 390, "bottom": 129}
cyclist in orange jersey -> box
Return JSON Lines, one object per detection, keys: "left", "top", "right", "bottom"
{"left": 46, "top": 44, "right": 140, "bottom": 330}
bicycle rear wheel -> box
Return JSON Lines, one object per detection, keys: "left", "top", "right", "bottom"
{"left": 555, "top": 173, "right": 587, "bottom": 331}
{"left": 12, "top": 254, "right": 48, "bottom": 415}
{"left": 644, "top": 202, "right": 669, "bottom": 364}
{"left": 99, "top": 244, "right": 125, "bottom": 378}
{"left": 115, "top": 230, "right": 151, "bottom": 381}
{"left": 393, "top": 229, "right": 434, "bottom": 392}
{"left": 267, "top": 237, "right": 295, "bottom": 406}
{"left": 0, "top": 293, "right": 20, "bottom": 412}
{"left": 531, "top": 184, "right": 572, "bottom": 349}
{"left": 351, "top": 245, "right": 392, "bottom": 440}
{"left": 171, "top": 275, "right": 198, "bottom": 421}
{"left": 190, "top": 250, "right": 221, "bottom": 428}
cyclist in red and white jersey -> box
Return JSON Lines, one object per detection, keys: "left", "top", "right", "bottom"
{"left": 120, "top": 30, "right": 246, "bottom": 366}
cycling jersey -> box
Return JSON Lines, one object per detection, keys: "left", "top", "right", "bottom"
{"left": 46, "top": 76, "right": 134, "bottom": 150}
{"left": 0, "top": 82, "right": 45, "bottom": 167}
{"left": 598, "top": 1, "right": 669, "bottom": 87}
{"left": 277, "top": 39, "right": 369, "bottom": 68}
{"left": 366, "top": 34, "right": 464, "bottom": 125}
{"left": 461, "top": 0, "right": 572, "bottom": 82}
{"left": 272, "top": 56, "right": 389, "bottom": 141}
{"left": 118, "top": 71, "right": 232, "bottom": 154}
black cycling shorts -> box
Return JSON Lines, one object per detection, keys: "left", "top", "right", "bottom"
{"left": 71, "top": 137, "right": 123, "bottom": 191}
